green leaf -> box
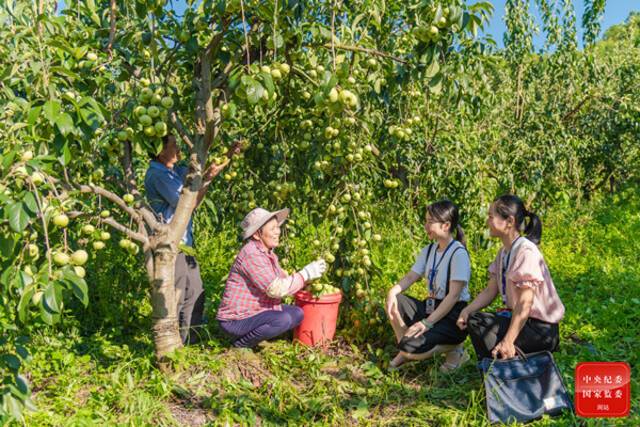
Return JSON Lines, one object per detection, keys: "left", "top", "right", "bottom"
{"left": 2, "top": 150, "right": 16, "bottom": 170}
{"left": 59, "top": 142, "right": 71, "bottom": 166}
{"left": 259, "top": 72, "right": 275, "bottom": 97}
{"left": 267, "top": 32, "right": 284, "bottom": 49}
{"left": 0, "top": 231, "right": 18, "bottom": 258}
{"left": 429, "top": 73, "right": 443, "bottom": 95}
{"left": 2, "top": 354, "right": 21, "bottom": 370}
{"left": 17, "top": 285, "right": 35, "bottom": 323}
{"left": 245, "top": 80, "right": 265, "bottom": 105}
{"left": 90, "top": 12, "right": 101, "bottom": 26}
{"left": 15, "top": 375, "right": 30, "bottom": 397}
{"left": 43, "top": 282, "right": 61, "bottom": 314}
{"left": 43, "top": 99, "right": 62, "bottom": 124}
{"left": 62, "top": 268, "right": 89, "bottom": 307}
{"left": 321, "top": 72, "right": 337, "bottom": 88}
{"left": 3, "top": 394, "right": 23, "bottom": 420}
{"left": 0, "top": 266, "right": 15, "bottom": 288}
{"left": 27, "top": 105, "right": 42, "bottom": 126}
{"left": 374, "top": 79, "right": 382, "bottom": 94}
{"left": 50, "top": 66, "right": 81, "bottom": 81}
{"left": 15, "top": 346, "right": 29, "bottom": 361}
{"left": 22, "top": 192, "right": 38, "bottom": 215}
{"left": 55, "top": 112, "right": 74, "bottom": 136}
{"left": 425, "top": 56, "right": 440, "bottom": 78}
{"left": 6, "top": 202, "right": 31, "bottom": 232}
{"left": 39, "top": 303, "right": 59, "bottom": 325}
{"left": 77, "top": 96, "right": 105, "bottom": 122}
{"left": 73, "top": 46, "right": 88, "bottom": 60}
{"left": 19, "top": 270, "right": 33, "bottom": 288}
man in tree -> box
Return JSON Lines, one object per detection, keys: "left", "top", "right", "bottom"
{"left": 144, "top": 134, "right": 230, "bottom": 344}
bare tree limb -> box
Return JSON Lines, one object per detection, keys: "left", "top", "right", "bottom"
{"left": 199, "top": 27, "right": 228, "bottom": 153}
{"left": 120, "top": 140, "right": 139, "bottom": 195}
{"left": 106, "top": 0, "right": 117, "bottom": 57}
{"left": 319, "top": 43, "right": 408, "bottom": 64}
{"left": 62, "top": 211, "right": 149, "bottom": 246}
{"left": 169, "top": 111, "right": 194, "bottom": 149}
{"left": 29, "top": 181, "right": 52, "bottom": 277}
{"left": 562, "top": 95, "right": 591, "bottom": 123}
{"left": 102, "top": 218, "right": 149, "bottom": 245}
{"left": 76, "top": 184, "right": 162, "bottom": 231}
{"left": 240, "top": 0, "right": 251, "bottom": 66}
{"left": 37, "top": 0, "right": 44, "bottom": 36}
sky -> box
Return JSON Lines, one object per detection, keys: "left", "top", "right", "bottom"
{"left": 481, "top": 0, "right": 638, "bottom": 48}
{"left": 58, "top": 0, "right": 638, "bottom": 50}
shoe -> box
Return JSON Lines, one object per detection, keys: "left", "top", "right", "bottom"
{"left": 388, "top": 353, "right": 413, "bottom": 371}
{"left": 439, "top": 347, "right": 470, "bottom": 373}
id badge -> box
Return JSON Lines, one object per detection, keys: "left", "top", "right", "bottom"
{"left": 425, "top": 298, "right": 436, "bottom": 314}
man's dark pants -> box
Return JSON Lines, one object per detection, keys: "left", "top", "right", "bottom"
{"left": 175, "top": 253, "right": 205, "bottom": 344}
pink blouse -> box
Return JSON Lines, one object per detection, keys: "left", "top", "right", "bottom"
{"left": 489, "top": 237, "right": 565, "bottom": 324}
{"left": 216, "top": 240, "right": 305, "bottom": 321}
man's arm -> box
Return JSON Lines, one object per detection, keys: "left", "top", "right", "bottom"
{"left": 195, "top": 140, "right": 244, "bottom": 208}
{"left": 195, "top": 159, "right": 230, "bottom": 208}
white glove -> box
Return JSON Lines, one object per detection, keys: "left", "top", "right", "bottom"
{"left": 300, "top": 259, "right": 327, "bottom": 282}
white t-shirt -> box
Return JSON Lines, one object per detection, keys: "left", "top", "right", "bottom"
{"left": 411, "top": 240, "right": 471, "bottom": 301}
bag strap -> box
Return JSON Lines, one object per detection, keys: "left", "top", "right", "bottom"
{"left": 514, "top": 346, "right": 527, "bottom": 360}
{"left": 445, "top": 245, "right": 465, "bottom": 296}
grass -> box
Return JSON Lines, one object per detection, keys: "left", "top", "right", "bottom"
{"left": 19, "top": 187, "right": 640, "bottom": 426}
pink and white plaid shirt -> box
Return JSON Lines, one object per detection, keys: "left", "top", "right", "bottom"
{"left": 216, "top": 239, "right": 305, "bottom": 321}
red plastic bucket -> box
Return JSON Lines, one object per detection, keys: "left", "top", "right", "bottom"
{"left": 294, "top": 290, "right": 342, "bottom": 347}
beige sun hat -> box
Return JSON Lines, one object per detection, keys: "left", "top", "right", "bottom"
{"left": 241, "top": 207, "right": 290, "bottom": 240}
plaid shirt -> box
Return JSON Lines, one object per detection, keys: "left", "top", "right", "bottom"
{"left": 216, "top": 239, "right": 305, "bottom": 321}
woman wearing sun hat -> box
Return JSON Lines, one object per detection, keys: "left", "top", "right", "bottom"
{"left": 216, "top": 207, "right": 328, "bottom": 348}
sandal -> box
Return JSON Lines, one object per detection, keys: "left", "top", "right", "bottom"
{"left": 388, "top": 353, "right": 413, "bottom": 371}
{"left": 439, "top": 347, "right": 470, "bottom": 373}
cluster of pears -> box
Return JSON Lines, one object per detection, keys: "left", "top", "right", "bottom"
{"left": 120, "top": 78, "right": 174, "bottom": 141}
{"left": 307, "top": 281, "right": 342, "bottom": 297}
{"left": 412, "top": 6, "right": 463, "bottom": 43}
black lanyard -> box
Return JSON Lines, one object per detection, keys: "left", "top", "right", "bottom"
{"left": 501, "top": 236, "right": 522, "bottom": 303}
{"left": 428, "top": 240, "right": 456, "bottom": 294}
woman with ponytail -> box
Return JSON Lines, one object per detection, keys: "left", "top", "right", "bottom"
{"left": 456, "top": 195, "right": 565, "bottom": 360}
{"left": 386, "top": 200, "right": 472, "bottom": 371}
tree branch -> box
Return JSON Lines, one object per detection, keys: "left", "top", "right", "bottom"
{"left": 319, "top": 43, "right": 408, "bottom": 64}
{"left": 120, "top": 140, "right": 138, "bottom": 194}
{"left": 562, "top": 95, "right": 591, "bottom": 123}
{"left": 77, "top": 184, "right": 162, "bottom": 231}
{"left": 102, "top": 218, "right": 149, "bottom": 245}
{"left": 106, "top": 0, "right": 117, "bottom": 57}
{"left": 199, "top": 27, "right": 228, "bottom": 153}
{"left": 169, "top": 110, "right": 194, "bottom": 149}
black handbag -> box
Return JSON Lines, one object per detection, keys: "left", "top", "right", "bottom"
{"left": 480, "top": 349, "right": 573, "bottom": 424}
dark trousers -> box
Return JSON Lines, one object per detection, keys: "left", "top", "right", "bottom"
{"left": 467, "top": 311, "right": 560, "bottom": 359}
{"left": 175, "top": 253, "right": 205, "bottom": 344}
{"left": 395, "top": 294, "right": 468, "bottom": 354}
{"left": 218, "top": 305, "right": 304, "bottom": 348}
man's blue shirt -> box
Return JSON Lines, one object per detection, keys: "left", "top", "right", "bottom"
{"left": 144, "top": 160, "right": 194, "bottom": 246}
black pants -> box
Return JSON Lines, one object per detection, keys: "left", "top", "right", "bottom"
{"left": 395, "top": 294, "right": 468, "bottom": 354}
{"left": 175, "top": 253, "right": 205, "bottom": 344}
{"left": 467, "top": 311, "right": 560, "bottom": 359}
